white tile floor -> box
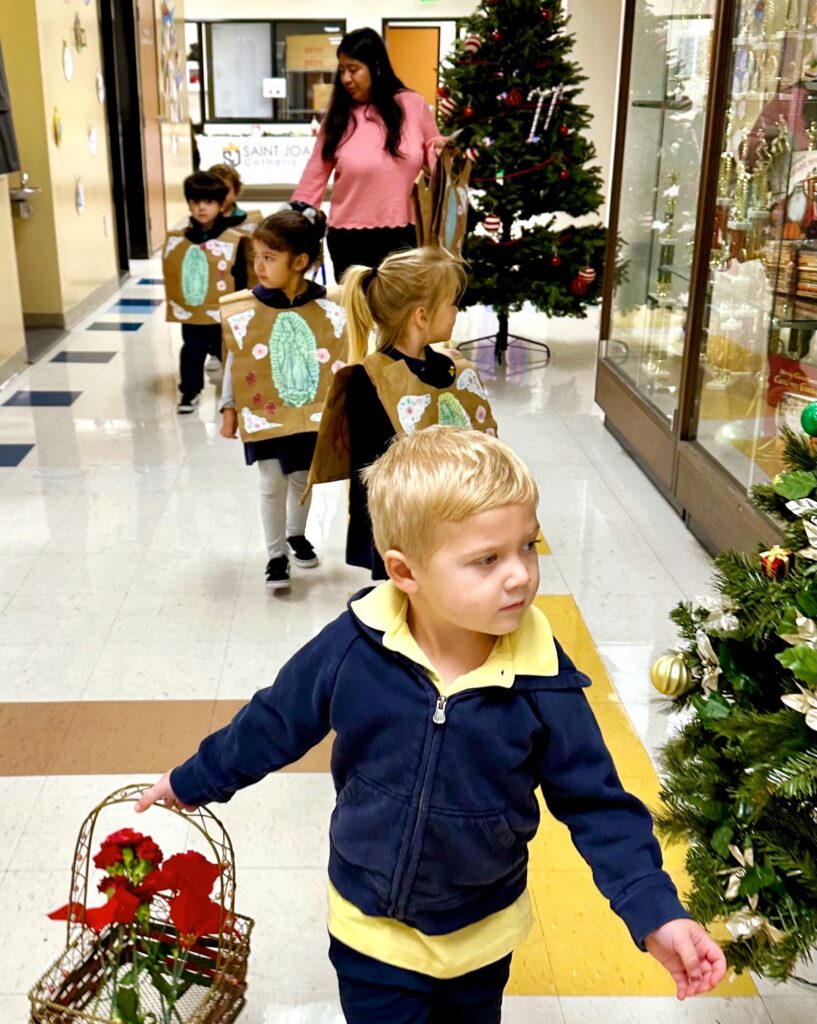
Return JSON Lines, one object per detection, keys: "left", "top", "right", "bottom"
{"left": 1, "top": 261, "right": 815, "bottom": 1021}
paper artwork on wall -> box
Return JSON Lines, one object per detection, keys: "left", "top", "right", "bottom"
{"left": 76, "top": 178, "right": 85, "bottom": 215}
{"left": 88, "top": 126, "right": 97, "bottom": 156}
{"left": 96, "top": 67, "right": 106, "bottom": 104}
{"left": 62, "top": 42, "right": 74, "bottom": 81}
{"left": 53, "top": 109, "right": 63, "bottom": 147}
{"left": 73, "top": 13, "right": 87, "bottom": 52}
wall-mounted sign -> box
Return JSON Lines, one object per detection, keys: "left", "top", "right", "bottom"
{"left": 76, "top": 178, "right": 85, "bottom": 215}
{"left": 197, "top": 134, "right": 317, "bottom": 186}
{"left": 96, "top": 67, "right": 105, "bottom": 103}
{"left": 262, "top": 77, "right": 287, "bottom": 99}
{"left": 285, "top": 34, "right": 341, "bottom": 72}
{"left": 53, "top": 108, "right": 63, "bottom": 147}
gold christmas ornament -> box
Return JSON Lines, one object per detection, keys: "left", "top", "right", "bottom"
{"left": 650, "top": 654, "right": 692, "bottom": 697}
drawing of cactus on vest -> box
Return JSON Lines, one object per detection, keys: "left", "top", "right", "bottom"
{"left": 270, "top": 312, "right": 320, "bottom": 407}
{"left": 182, "top": 245, "right": 209, "bottom": 306}
{"left": 397, "top": 393, "right": 431, "bottom": 434}
{"left": 437, "top": 392, "right": 471, "bottom": 427}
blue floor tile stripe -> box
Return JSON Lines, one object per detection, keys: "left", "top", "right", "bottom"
{"left": 4, "top": 390, "right": 82, "bottom": 407}
{"left": 137, "top": 278, "right": 164, "bottom": 285}
{"left": 51, "top": 352, "right": 117, "bottom": 363}
{"left": 0, "top": 444, "right": 34, "bottom": 466}
{"left": 114, "top": 298, "right": 162, "bottom": 307}
{"left": 87, "top": 323, "right": 143, "bottom": 332}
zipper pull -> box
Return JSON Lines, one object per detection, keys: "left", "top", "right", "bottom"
{"left": 433, "top": 695, "right": 447, "bottom": 725}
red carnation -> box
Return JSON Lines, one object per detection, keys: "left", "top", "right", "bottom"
{"left": 252, "top": 392, "right": 263, "bottom": 407}
{"left": 159, "top": 851, "right": 223, "bottom": 897}
{"left": 168, "top": 890, "right": 223, "bottom": 946}
{"left": 103, "top": 828, "right": 144, "bottom": 847}
{"left": 245, "top": 372, "right": 256, "bottom": 385}
{"left": 135, "top": 838, "right": 164, "bottom": 865}
{"left": 93, "top": 843, "right": 124, "bottom": 870}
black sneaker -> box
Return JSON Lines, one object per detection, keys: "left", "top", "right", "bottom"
{"left": 287, "top": 535, "right": 319, "bottom": 568}
{"left": 265, "top": 555, "right": 290, "bottom": 590}
{"left": 177, "top": 394, "right": 199, "bottom": 414}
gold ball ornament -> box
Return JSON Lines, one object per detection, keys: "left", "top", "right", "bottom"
{"left": 650, "top": 654, "right": 692, "bottom": 697}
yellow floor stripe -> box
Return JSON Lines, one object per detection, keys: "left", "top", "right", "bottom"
{"left": 504, "top": 595, "right": 756, "bottom": 996}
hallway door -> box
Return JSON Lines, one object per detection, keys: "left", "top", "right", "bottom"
{"left": 136, "top": 0, "right": 166, "bottom": 251}
{"left": 384, "top": 26, "right": 439, "bottom": 109}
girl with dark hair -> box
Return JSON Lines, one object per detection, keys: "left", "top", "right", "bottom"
{"left": 291, "top": 27, "right": 445, "bottom": 282}
{"left": 218, "top": 204, "right": 347, "bottom": 591}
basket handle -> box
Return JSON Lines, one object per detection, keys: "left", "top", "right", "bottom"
{"left": 66, "top": 783, "right": 238, "bottom": 955}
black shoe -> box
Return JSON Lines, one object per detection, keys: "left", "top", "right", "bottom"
{"left": 265, "top": 555, "right": 290, "bottom": 590}
{"left": 177, "top": 394, "right": 199, "bottom": 414}
{"left": 287, "top": 535, "right": 319, "bottom": 568}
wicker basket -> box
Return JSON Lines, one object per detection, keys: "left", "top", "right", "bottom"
{"left": 29, "top": 784, "right": 254, "bottom": 1024}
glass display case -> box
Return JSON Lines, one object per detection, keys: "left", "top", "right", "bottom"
{"left": 597, "top": 0, "right": 817, "bottom": 552}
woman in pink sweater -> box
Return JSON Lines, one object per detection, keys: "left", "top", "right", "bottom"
{"left": 291, "top": 28, "right": 444, "bottom": 281}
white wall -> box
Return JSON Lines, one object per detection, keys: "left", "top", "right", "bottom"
{"left": 185, "top": 0, "right": 625, "bottom": 222}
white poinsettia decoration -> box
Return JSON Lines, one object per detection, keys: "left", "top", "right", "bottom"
{"left": 694, "top": 630, "right": 722, "bottom": 696}
{"left": 779, "top": 615, "right": 817, "bottom": 647}
{"left": 693, "top": 594, "right": 739, "bottom": 633}
{"left": 780, "top": 685, "right": 817, "bottom": 730}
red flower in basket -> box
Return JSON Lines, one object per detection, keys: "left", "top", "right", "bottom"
{"left": 135, "top": 837, "right": 164, "bottom": 865}
{"left": 105, "top": 828, "right": 144, "bottom": 847}
{"left": 93, "top": 842, "right": 124, "bottom": 870}
{"left": 158, "top": 850, "right": 223, "bottom": 896}
{"left": 50, "top": 885, "right": 143, "bottom": 932}
{"left": 168, "top": 889, "right": 224, "bottom": 947}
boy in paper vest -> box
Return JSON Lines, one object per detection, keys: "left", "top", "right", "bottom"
{"left": 138, "top": 428, "right": 726, "bottom": 1021}
{"left": 162, "top": 171, "right": 248, "bottom": 413}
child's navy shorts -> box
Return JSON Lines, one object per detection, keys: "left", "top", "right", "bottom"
{"left": 328, "top": 935, "right": 512, "bottom": 1023}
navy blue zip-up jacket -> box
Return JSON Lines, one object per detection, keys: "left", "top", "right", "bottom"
{"left": 171, "top": 591, "right": 689, "bottom": 947}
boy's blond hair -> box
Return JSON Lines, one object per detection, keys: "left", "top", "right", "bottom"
{"left": 341, "top": 247, "right": 466, "bottom": 364}
{"left": 362, "top": 427, "right": 538, "bottom": 562}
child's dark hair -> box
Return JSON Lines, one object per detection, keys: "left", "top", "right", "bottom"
{"left": 253, "top": 203, "right": 328, "bottom": 269}
{"left": 183, "top": 171, "right": 228, "bottom": 204}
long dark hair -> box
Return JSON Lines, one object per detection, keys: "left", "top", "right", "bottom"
{"left": 321, "top": 28, "right": 407, "bottom": 163}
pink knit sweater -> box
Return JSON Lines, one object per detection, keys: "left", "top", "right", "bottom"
{"left": 291, "top": 90, "right": 443, "bottom": 229}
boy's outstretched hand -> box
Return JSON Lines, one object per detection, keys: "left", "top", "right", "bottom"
{"left": 135, "top": 771, "right": 197, "bottom": 814}
{"left": 645, "top": 918, "right": 726, "bottom": 999}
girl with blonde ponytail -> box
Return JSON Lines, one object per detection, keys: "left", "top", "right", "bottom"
{"left": 308, "top": 245, "right": 498, "bottom": 578}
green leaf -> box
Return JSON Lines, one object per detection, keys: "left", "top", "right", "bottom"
{"left": 711, "top": 824, "right": 734, "bottom": 857}
{"left": 797, "top": 588, "right": 817, "bottom": 620}
{"left": 145, "top": 964, "right": 176, "bottom": 1002}
{"left": 777, "top": 644, "right": 817, "bottom": 685}
{"left": 114, "top": 986, "right": 142, "bottom": 1024}
{"left": 773, "top": 470, "right": 817, "bottom": 499}
{"left": 692, "top": 692, "right": 732, "bottom": 720}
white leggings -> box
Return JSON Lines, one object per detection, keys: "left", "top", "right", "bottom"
{"left": 257, "top": 460, "right": 311, "bottom": 559}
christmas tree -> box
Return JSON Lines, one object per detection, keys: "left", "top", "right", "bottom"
{"left": 652, "top": 424, "right": 817, "bottom": 980}
{"left": 437, "top": 0, "right": 607, "bottom": 354}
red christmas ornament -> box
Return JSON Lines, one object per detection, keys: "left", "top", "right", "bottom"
{"left": 440, "top": 96, "right": 458, "bottom": 118}
{"left": 437, "top": 86, "right": 450, "bottom": 99}
{"left": 578, "top": 266, "right": 597, "bottom": 284}
{"left": 570, "top": 276, "right": 588, "bottom": 297}
{"left": 483, "top": 213, "right": 501, "bottom": 233}
{"left": 463, "top": 35, "right": 482, "bottom": 55}
{"left": 550, "top": 253, "right": 562, "bottom": 268}
{"left": 541, "top": 6, "right": 554, "bottom": 20}
{"left": 463, "top": 104, "right": 474, "bottom": 118}
{"left": 559, "top": 168, "right": 570, "bottom": 181}
{"left": 558, "top": 124, "right": 570, "bottom": 136}
{"left": 492, "top": 30, "right": 502, "bottom": 42}
{"left": 504, "top": 87, "right": 523, "bottom": 108}
{"left": 465, "top": 145, "right": 480, "bottom": 161}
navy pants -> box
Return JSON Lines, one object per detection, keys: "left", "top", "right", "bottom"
{"left": 179, "top": 323, "right": 222, "bottom": 398}
{"left": 329, "top": 937, "right": 511, "bottom": 1024}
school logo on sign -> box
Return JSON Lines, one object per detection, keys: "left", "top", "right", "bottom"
{"left": 222, "top": 143, "right": 241, "bottom": 168}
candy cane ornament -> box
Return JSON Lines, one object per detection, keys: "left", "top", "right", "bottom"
{"left": 527, "top": 88, "right": 548, "bottom": 143}
{"left": 541, "top": 84, "right": 564, "bottom": 135}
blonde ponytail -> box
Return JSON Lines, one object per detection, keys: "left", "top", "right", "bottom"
{"left": 340, "top": 247, "right": 467, "bottom": 362}
{"left": 341, "top": 265, "right": 376, "bottom": 364}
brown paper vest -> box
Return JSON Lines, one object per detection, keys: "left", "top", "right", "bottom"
{"left": 412, "top": 147, "right": 472, "bottom": 260}
{"left": 163, "top": 228, "right": 246, "bottom": 325}
{"left": 220, "top": 290, "right": 348, "bottom": 445}
{"left": 308, "top": 349, "right": 497, "bottom": 488}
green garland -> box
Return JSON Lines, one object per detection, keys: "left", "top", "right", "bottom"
{"left": 655, "top": 427, "right": 817, "bottom": 979}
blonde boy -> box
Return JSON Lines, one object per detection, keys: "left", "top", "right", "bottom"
{"left": 137, "top": 428, "right": 725, "bottom": 1022}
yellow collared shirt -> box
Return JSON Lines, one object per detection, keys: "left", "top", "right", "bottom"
{"left": 327, "top": 581, "right": 559, "bottom": 979}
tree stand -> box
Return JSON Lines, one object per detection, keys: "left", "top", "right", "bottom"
{"left": 457, "top": 311, "right": 551, "bottom": 367}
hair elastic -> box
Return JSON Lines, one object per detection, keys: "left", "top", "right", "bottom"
{"left": 362, "top": 266, "right": 378, "bottom": 294}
